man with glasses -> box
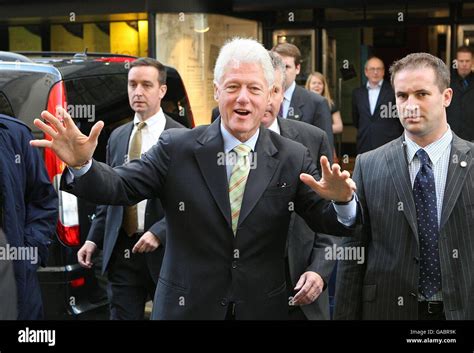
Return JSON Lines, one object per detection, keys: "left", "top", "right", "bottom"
{"left": 352, "top": 56, "right": 403, "bottom": 154}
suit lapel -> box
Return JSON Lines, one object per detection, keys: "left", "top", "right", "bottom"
{"left": 374, "top": 81, "right": 390, "bottom": 114}
{"left": 194, "top": 120, "right": 232, "bottom": 227}
{"left": 440, "top": 135, "right": 471, "bottom": 230}
{"left": 385, "top": 136, "right": 419, "bottom": 242}
{"left": 238, "top": 128, "right": 280, "bottom": 227}
{"left": 288, "top": 86, "right": 304, "bottom": 121}
{"left": 116, "top": 122, "right": 134, "bottom": 166}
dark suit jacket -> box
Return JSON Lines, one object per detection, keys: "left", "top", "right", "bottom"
{"left": 352, "top": 80, "right": 403, "bottom": 154}
{"left": 278, "top": 118, "right": 339, "bottom": 320}
{"left": 62, "top": 119, "right": 361, "bottom": 320}
{"left": 87, "top": 114, "right": 184, "bottom": 280}
{"left": 287, "top": 85, "right": 334, "bottom": 148}
{"left": 334, "top": 134, "right": 474, "bottom": 320}
{"left": 447, "top": 71, "right": 474, "bottom": 142}
{"left": 0, "top": 228, "right": 17, "bottom": 320}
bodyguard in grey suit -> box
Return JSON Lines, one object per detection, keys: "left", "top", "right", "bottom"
{"left": 335, "top": 53, "right": 474, "bottom": 320}
{"left": 262, "top": 52, "right": 338, "bottom": 320}
{"left": 271, "top": 43, "right": 334, "bottom": 148}
{"left": 32, "top": 38, "right": 361, "bottom": 320}
{"left": 77, "top": 58, "right": 184, "bottom": 320}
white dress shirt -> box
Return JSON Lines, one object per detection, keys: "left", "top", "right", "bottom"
{"left": 282, "top": 81, "right": 296, "bottom": 119}
{"left": 130, "top": 109, "right": 166, "bottom": 232}
{"left": 367, "top": 79, "right": 383, "bottom": 115}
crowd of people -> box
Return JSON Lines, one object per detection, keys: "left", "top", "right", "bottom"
{"left": 1, "top": 36, "right": 473, "bottom": 320}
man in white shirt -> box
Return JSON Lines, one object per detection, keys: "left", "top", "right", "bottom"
{"left": 77, "top": 57, "right": 184, "bottom": 320}
{"left": 271, "top": 43, "right": 334, "bottom": 148}
{"left": 352, "top": 56, "right": 403, "bottom": 154}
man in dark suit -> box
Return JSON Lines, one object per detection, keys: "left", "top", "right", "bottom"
{"left": 262, "top": 51, "right": 338, "bottom": 320}
{"left": 335, "top": 53, "right": 474, "bottom": 320}
{"left": 32, "top": 38, "right": 361, "bottom": 320}
{"left": 352, "top": 56, "right": 403, "bottom": 154}
{"left": 271, "top": 43, "right": 334, "bottom": 148}
{"left": 77, "top": 58, "right": 184, "bottom": 320}
{"left": 0, "top": 114, "right": 57, "bottom": 319}
{"left": 447, "top": 46, "right": 474, "bottom": 142}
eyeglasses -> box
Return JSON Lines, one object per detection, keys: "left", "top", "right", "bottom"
{"left": 367, "top": 67, "right": 384, "bottom": 72}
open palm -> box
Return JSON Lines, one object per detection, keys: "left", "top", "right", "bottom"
{"left": 300, "top": 156, "right": 356, "bottom": 202}
{"left": 30, "top": 107, "right": 104, "bottom": 168}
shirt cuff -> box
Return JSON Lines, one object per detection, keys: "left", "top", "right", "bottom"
{"left": 66, "top": 160, "right": 93, "bottom": 181}
{"left": 333, "top": 194, "right": 357, "bottom": 227}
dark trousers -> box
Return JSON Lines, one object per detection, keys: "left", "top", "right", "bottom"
{"left": 107, "top": 230, "right": 157, "bottom": 320}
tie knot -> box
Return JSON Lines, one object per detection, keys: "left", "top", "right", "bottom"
{"left": 416, "top": 149, "right": 430, "bottom": 166}
{"left": 136, "top": 121, "right": 146, "bottom": 131}
{"left": 233, "top": 144, "right": 252, "bottom": 157}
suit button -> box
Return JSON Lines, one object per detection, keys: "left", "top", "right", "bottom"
{"left": 232, "top": 261, "right": 237, "bottom": 269}
{"left": 220, "top": 299, "right": 228, "bottom": 306}
{"left": 413, "top": 257, "right": 419, "bottom": 264}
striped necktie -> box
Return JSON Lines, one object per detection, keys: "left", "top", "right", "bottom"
{"left": 122, "top": 121, "right": 146, "bottom": 236}
{"left": 229, "top": 144, "right": 252, "bottom": 235}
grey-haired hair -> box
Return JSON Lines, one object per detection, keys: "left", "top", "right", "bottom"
{"left": 213, "top": 37, "right": 274, "bottom": 88}
{"left": 268, "top": 51, "right": 287, "bottom": 91}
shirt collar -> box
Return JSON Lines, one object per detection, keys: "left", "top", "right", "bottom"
{"left": 267, "top": 118, "right": 280, "bottom": 134}
{"left": 284, "top": 81, "right": 296, "bottom": 102}
{"left": 405, "top": 126, "right": 453, "bottom": 165}
{"left": 366, "top": 79, "right": 383, "bottom": 90}
{"left": 133, "top": 108, "right": 165, "bottom": 128}
{"left": 220, "top": 122, "right": 259, "bottom": 154}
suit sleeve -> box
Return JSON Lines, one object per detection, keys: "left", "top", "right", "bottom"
{"left": 333, "top": 154, "right": 370, "bottom": 320}
{"left": 352, "top": 89, "right": 360, "bottom": 129}
{"left": 23, "top": 130, "right": 58, "bottom": 267}
{"left": 86, "top": 137, "right": 113, "bottom": 249}
{"left": 148, "top": 217, "right": 167, "bottom": 247}
{"left": 61, "top": 129, "right": 172, "bottom": 206}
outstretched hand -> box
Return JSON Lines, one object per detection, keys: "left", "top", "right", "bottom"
{"left": 300, "top": 156, "right": 356, "bottom": 203}
{"left": 29, "top": 107, "right": 104, "bottom": 168}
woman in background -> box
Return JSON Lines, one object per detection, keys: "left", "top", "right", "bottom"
{"left": 306, "top": 72, "right": 343, "bottom": 135}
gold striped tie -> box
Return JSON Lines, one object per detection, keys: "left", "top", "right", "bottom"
{"left": 122, "top": 121, "right": 146, "bottom": 236}
{"left": 229, "top": 144, "right": 252, "bottom": 235}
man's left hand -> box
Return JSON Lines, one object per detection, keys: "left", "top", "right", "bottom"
{"left": 132, "top": 231, "right": 160, "bottom": 253}
{"left": 300, "top": 156, "right": 356, "bottom": 202}
{"left": 292, "top": 271, "right": 324, "bottom": 305}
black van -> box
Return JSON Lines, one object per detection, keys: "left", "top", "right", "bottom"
{"left": 0, "top": 51, "right": 194, "bottom": 319}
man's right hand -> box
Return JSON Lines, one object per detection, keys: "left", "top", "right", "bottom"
{"left": 77, "top": 241, "right": 97, "bottom": 268}
{"left": 29, "top": 107, "right": 104, "bottom": 169}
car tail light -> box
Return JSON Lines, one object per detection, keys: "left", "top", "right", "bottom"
{"left": 93, "top": 57, "right": 136, "bottom": 63}
{"left": 70, "top": 277, "right": 85, "bottom": 288}
{"left": 44, "top": 81, "right": 80, "bottom": 247}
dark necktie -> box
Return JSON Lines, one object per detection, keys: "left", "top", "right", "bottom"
{"left": 122, "top": 121, "right": 146, "bottom": 236}
{"left": 412, "top": 149, "right": 442, "bottom": 298}
{"left": 462, "top": 78, "right": 469, "bottom": 90}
